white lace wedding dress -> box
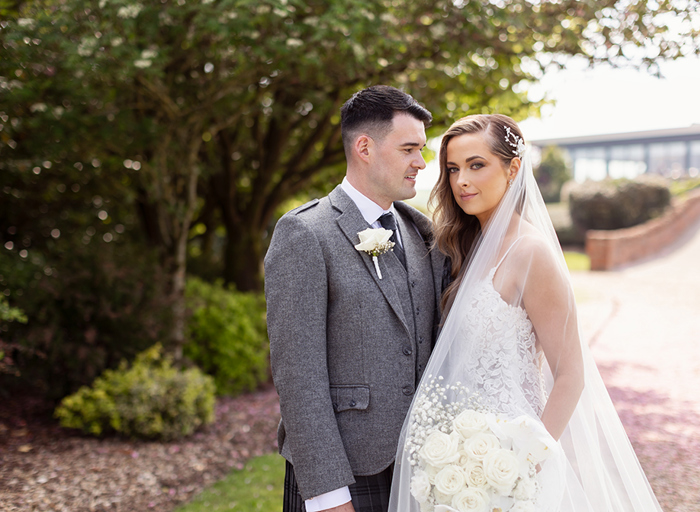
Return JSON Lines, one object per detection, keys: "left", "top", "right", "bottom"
{"left": 443, "top": 249, "right": 569, "bottom": 512}
{"left": 462, "top": 264, "right": 547, "bottom": 420}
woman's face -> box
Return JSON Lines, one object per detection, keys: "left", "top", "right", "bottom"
{"left": 446, "top": 132, "right": 514, "bottom": 227}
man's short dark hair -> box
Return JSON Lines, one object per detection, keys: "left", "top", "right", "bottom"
{"left": 340, "top": 85, "right": 432, "bottom": 157}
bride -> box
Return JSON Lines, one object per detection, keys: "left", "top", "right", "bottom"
{"left": 388, "top": 115, "right": 662, "bottom": 512}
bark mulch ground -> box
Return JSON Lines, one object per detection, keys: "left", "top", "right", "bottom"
{"left": 0, "top": 384, "right": 281, "bottom": 512}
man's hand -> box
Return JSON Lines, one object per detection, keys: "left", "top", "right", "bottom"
{"left": 321, "top": 502, "right": 355, "bottom": 512}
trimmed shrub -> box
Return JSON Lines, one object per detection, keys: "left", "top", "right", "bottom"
{"left": 184, "top": 278, "right": 268, "bottom": 396}
{"left": 55, "top": 343, "right": 215, "bottom": 440}
{"left": 568, "top": 176, "right": 671, "bottom": 231}
{"left": 546, "top": 202, "right": 586, "bottom": 247}
{"left": 535, "top": 146, "right": 573, "bottom": 203}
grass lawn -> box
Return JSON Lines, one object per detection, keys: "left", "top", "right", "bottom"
{"left": 175, "top": 453, "right": 284, "bottom": 512}
{"left": 563, "top": 251, "right": 590, "bottom": 272}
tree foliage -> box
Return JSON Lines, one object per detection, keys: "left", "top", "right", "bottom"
{"left": 1, "top": 1, "right": 698, "bottom": 358}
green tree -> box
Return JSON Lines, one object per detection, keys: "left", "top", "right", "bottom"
{"left": 2, "top": 1, "right": 698, "bottom": 323}
{"left": 535, "top": 146, "right": 573, "bottom": 203}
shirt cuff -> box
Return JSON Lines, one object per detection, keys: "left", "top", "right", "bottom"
{"left": 304, "top": 486, "right": 352, "bottom": 512}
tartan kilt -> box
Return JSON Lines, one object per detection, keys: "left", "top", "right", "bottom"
{"left": 283, "top": 460, "right": 393, "bottom": 512}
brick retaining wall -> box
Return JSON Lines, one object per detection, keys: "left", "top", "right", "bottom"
{"left": 585, "top": 189, "right": 700, "bottom": 270}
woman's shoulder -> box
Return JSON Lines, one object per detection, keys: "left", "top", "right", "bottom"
{"left": 507, "top": 225, "right": 559, "bottom": 268}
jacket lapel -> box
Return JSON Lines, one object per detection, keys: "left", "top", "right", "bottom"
{"left": 395, "top": 202, "right": 447, "bottom": 316}
{"left": 330, "top": 187, "right": 411, "bottom": 335}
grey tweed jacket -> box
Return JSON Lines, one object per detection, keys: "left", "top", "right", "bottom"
{"left": 265, "top": 185, "right": 445, "bottom": 501}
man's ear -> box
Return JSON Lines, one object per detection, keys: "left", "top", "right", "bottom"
{"left": 354, "top": 134, "right": 372, "bottom": 163}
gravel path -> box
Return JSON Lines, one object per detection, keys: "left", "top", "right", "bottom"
{"left": 571, "top": 219, "right": 700, "bottom": 512}
{"left": 0, "top": 384, "right": 281, "bottom": 512}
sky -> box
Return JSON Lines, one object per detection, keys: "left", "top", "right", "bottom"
{"left": 415, "top": 54, "right": 700, "bottom": 191}
{"left": 520, "top": 55, "right": 700, "bottom": 141}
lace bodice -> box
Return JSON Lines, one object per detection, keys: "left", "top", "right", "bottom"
{"left": 461, "top": 267, "right": 547, "bottom": 416}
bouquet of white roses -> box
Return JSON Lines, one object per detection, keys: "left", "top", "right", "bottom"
{"left": 406, "top": 378, "right": 558, "bottom": 512}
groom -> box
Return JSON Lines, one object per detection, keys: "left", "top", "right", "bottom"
{"left": 265, "top": 85, "right": 446, "bottom": 512}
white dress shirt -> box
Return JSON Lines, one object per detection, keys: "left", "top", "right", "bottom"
{"left": 304, "top": 178, "right": 402, "bottom": 512}
{"left": 341, "top": 177, "right": 403, "bottom": 245}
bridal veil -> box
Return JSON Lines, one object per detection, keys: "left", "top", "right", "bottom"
{"left": 388, "top": 128, "right": 662, "bottom": 512}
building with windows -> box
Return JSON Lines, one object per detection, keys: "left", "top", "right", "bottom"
{"left": 532, "top": 125, "right": 700, "bottom": 182}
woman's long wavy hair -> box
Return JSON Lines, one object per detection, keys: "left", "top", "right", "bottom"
{"left": 429, "top": 114, "right": 524, "bottom": 313}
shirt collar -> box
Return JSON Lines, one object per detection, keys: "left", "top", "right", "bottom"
{"left": 341, "top": 177, "right": 396, "bottom": 226}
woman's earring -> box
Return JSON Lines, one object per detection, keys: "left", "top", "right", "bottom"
{"left": 508, "top": 178, "right": 514, "bottom": 187}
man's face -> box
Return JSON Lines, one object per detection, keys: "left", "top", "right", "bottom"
{"left": 367, "top": 113, "right": 427, "bottom": 209}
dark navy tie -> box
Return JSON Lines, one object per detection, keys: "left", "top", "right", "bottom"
{"left": 378, "top": 212, "right": 406, "bottom": 269}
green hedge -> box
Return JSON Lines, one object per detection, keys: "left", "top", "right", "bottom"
{"left": 568, "top": 176, "right": 671, "bottom": 231}
{"left": 55, "top": 343, "right": 215, "bottom": 440}
{"left": 546, "top": 202, "right": 586, "bottom": 247}
{"left": 184, "top": 278, "right": 268, "bottom": 396}
{"left": 0, "top": 243, "right": 172, "bottom": 399}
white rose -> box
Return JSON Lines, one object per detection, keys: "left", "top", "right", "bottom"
{"left": 462, "top": 460, "right": 489, "bottom": 490}
{"left": 482, "top": 448, "right": 520, "bottom": 495}
{"left": 410, "top": 470, "right": 432, "bottom": 503}
{"left": 457, "top": 450, "right": 471, "bottom": 466}
{"left": 420, "top": 431, "right": 460, "bottom": 468}
{"left": 450, "top": 487, "right": 490, "bottom": 512}
{"left": 452, "top": 410, "right": 489, "bottom": 439}
{"left": 425, "top": 463, "right": 441, "bottom": 483}
{"left": 434, "top": 489, "right": 454, "bottom": 507}
{"left": 464, "top": 432, "right": 500, "bottom": 462}
{"left": 513, "top": 476, "right": 537, "bottom": 501}
{"left": 510, "top": 500, "right": 536, "bottom": 512}
{"left": 434, "top": 465, "right": 466, "bottom": 496}
{"left": 354, "top": 227, "right": 392, "bottom": 252}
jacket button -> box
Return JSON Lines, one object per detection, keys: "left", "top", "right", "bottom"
{"left": 418, "top": 364, "right": 423, "bottom": 372}
{"left": 411, "top": 281, "right": 416, "bottom": 287}
{"left": 418, "top": 336, "right": 424, "bottom": 344}
{"left": 403, "top": 347, "right": 412, "bottom": 356}
{"left": 415, "top": 306, "right": 420, "bottom": 315}
{"left": 403, "top": 385, "right": 414, "bottom": 396}
{"left": 349, "top": 400, "right": 356, "bottom": 408}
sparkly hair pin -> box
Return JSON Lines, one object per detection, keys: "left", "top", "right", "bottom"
{"left": 504, "top": 126, "right": 526, "bottom": 158}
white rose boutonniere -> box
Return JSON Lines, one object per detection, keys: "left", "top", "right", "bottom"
{"left": 354, "top": 227, "right": 395, "bottom": 279}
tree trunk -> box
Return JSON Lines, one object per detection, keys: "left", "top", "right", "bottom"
{"left": 223, "top": 220, "right": 264, "bottom": 292}
{"left": 169, "top": 260, "right": 187, "bottom": 360}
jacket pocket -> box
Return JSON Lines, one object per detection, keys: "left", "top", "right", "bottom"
{"left": 330, "top": 385, "right": 370, "bottom": 412}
